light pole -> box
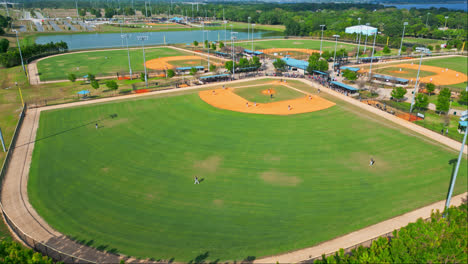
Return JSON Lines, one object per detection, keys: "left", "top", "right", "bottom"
{"left": 137, "top": 35, "right": 149, "bottom": 88}
{"left": 231, "top": 32, "right": 238, "bottom": 79}
{"left": 332, "top": 34, "right": 340, "bottom": 72}
{"left": 248, "top": 17, "right": 251, "bottom": 45}
{"left": 399, "top": 22, "right": 408, "bottom": 56}
{"left": 410, "top": 47, "right": 430, "bottom": 113}
{"left": 363, "top": 23, "right": 370, "bottom": 53}
{"left": 251, "top": 23, "right": 255, "bottom": 51}
{"left": 13, "top": 30, "right": 26, "bottom": 75}
{"left": 444, "top": 16, "right": 449, "bottom": 30}
{"left": 121, "top": 34, "right": 133, "bottom": 80}
{"left": 319, "top": 24, "right": 325, "bottom": 55}
{"left": 224, "top": 20, "right": 227, "bottom": 42}
{"left": 369, "top": 31, "right": 379, "bottom": 78}
{"left": 204, "top": 30, "right": 210, "bottom": 70}
{"left": 75, "top": 0, "right": 79, "bottom": 17}
{"left": 445, "top": 119, "right": 468, "bottom": 213}
{"left": 202, "top": 21, "right": 205, "bottom": 49}
{"left": 425, "top": 13, "right": 430, "bottom": 27}
{"left": 356, "top": 18, "right": 362, "bottom": 61}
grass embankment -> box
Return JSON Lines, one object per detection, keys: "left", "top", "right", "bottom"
{"left": 28, "top": 79, "right": 467, "bottom": 261}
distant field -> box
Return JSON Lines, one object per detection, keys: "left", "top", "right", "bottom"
{"left": 29, "top": 78, "right": 467, "bottom": 262}
{"left": 236, "top": 39, "right": 356, "bottom": 52}
{"left": 36, "top": 47, "right": 191, "bottom": 81}
{"left": 374, "top": 67, "right": 435, "bottom": 79}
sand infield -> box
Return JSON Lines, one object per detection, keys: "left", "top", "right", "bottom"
{"left": 145, "top": 55, "right": 222, "bottom": 70}
{"left": 260, "top": 48, "right": 320, "bottom": 55}
{"left": 364, "top": 63, "right": 467, "bottom": 86}
{"left": 199, "top": 87, "right": 335, "bottom": 115}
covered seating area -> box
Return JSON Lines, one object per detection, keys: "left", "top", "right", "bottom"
{"left": 330, "top": 81, "right": 359, "bottom": 95}
{"left": 214, "top": 51, "right": 231, "bottom": 58}
{"left": 176, "top": 66, "right": 204, "bottom": 73}
{"left": 243, "top": 49, "right": 264, "bottom": 57}
{"left": 199, "top": 74, "right": 230, "bottom": 83}
{"left": 340, "top": 66, "right": 360, "bottom": 72}
{"left": 371, "top": 74, "right": 409, "bottom": 86}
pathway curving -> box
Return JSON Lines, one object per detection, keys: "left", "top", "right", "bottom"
{"left": 1, "top": 76, "right": 466, "bottom": 263}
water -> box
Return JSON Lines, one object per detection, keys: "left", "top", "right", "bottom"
{"left": 35, "top": 29, "right": 282, "bottom": 50}
{"left": 383, "top": 2, "right": 467, "bottom": 11}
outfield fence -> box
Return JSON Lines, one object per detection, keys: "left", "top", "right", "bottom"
{"left": 0, "top": 105, "right": 97, "bottom": 264}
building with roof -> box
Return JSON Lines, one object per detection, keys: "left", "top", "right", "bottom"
{"left": 281, "top": 57, "right": 309, "bottom": 73}
{"left": 371, "top": 74, "right": 409, "bottom": 86}
{"left": 345, "top": 25, "right": 377, "bottom": 36}
{"left": 330, "top": 81, "right": 359, "bottom": 94}
{"left": 176, "top": 66, "right": 204, "bottom": 73}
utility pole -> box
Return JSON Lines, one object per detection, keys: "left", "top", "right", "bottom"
{"left": 363, "top": 23, "right": 370, "bottom": 53}
{"left": 425, "top": 12, "right": 430, "bottom": 27}
{"left": 137, "top": 36, "right": 149, "bottom": 88}
{"left": 332, "top": 34, "right": 340, "bottom": 72}
{"left": 398, "top": 22, "right": 408, "bottom": 56}
{"left": 410, "top": 47, "right": 429, "bottom": 113}
{"left": 75, "top": 0, "right": 79, "bottom": 18}
{"left": 4, "top": 0, "right": 9, "bottom": 17}
{"left": 251, "top": 24, "right": 255, "bottom": 51}
{"left": 369, "top": 31, "right": 378, "bottom": 78}
{"left": 319, "top": 24, "right": 325, "bottom": 55}
{"left": 231, "top": 31, "right": 237, "bottom": 80}
{"left": 121, "top": 34, "right": 133, "bottom": 79}
{"left": 13, "top": 30, "right": 26, "bottom": 75}
{"left": 444, "top": 16, "right": 449, "bottom": 30}
{"left": 356, "top": 18, "right": 362, "bottom": 61}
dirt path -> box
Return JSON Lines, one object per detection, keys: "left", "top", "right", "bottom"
{"left": 1, "top": 76, "right": 466, "bottom": 263}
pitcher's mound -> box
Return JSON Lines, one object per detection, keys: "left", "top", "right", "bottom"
{"left": 261, "top": 89, "right": 276, "bottom": 95}
{"left": 200, "top": 88, "right": 335, "bottom": 115}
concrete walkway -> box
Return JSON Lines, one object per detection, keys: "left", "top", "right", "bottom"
{"left": 1, "top": 76, "right": 466, "bottom": 263}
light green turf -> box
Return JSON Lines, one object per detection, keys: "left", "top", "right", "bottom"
{"left": 235, "top": 39, "right": 356, "bottom": 53}
{"left": 374, "top": 67, "right": 435, "bottom": 79}
{"left": 36, "top": 47, "right": 188, "bottom": 81}
{"left": 28, "top": 81, "right": 467, "bottom": 262}
{"left": 234, "top": 85, "right": 304, "bottom": 103}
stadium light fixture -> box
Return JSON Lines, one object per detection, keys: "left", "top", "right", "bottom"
{"left": 368, "top": 31, "right": 380, "bottom": 78}
{"left": 319, "top": 25, "right": 325, "bottom": 55}
{"left": 12, "top": 30, "right": 26, "bottom": 75}
{"left": 398, "top": 22, "right": 409, "bottom": 56}
{"left": 121, "top": 34, "right": 133, "bottom": 80}
{"left": 332, "top": 34, "right": 340, "bottom": 72}
{"left": 409, "top": 47, "right": 430, "bottom": 113}
{"left": 137, "top": 35, "right": 149, "bottom": 88}
{"left": 363, "top": 23, "right": 370, "bottom": 52}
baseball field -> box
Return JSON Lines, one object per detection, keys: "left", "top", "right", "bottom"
{"left": 36, "top": 47, "right": 218, "bottom": 81}
{"left": 363, "top": 56, "right": 468, "bottom": 90}
{"left": 236, "top": 39, "right": 356, "bottom": 56}
{"left": 28, "top": 79, "right": 467, "bottom": 261}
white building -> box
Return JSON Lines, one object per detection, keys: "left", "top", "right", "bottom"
{"left": 345, "top": 25, "right": 377, "bottom": 36}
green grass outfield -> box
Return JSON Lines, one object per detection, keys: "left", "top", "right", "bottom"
{"left": 236, "top": 39, "right": 356, "bottom": 52}
{"left": 374, "top": 67, "right": 435, "bottom": 79}
{"left": 36, "top": 47, "right": 193, "bottom": 81}
{"left": 28, "top": 79, "right": 467, "bottom": 262}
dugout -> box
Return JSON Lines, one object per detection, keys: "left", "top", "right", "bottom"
{"left": 372, "top": 74, "right": 409, "bottom": 85}
{"left": 340, "top": 66, "right": 360, "bottom": 72}
{"left": 312, "top": 70, "right": 330, "bottom": 81}
{"left": 330, "top": 81, "right": 359, "bottom": 95}
{"left": 214, "top": 51, "right": 231, "bottom": 58}
{"left": 360, "top": 56, "right": 380, "bottom": 63}
{"left": 176, "top": 66, "right": 205, "bottom": 74}
{"left": 199, "top": 74, "right": 230, "bottom": 83}
{"left": 243, "top": 49, "right": 265, "bottom": 58}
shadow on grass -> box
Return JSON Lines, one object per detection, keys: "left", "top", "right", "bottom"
{"left": 15, "top": 113, "right": 118, "bottom": 148}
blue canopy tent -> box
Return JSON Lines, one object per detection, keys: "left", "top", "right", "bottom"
{"left": 77, "top": 90, "right": 90, "bottom": 95}
{"left": 340, "top": 66, "right": 360, "bottom": 72}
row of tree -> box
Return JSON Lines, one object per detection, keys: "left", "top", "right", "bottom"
{"left": 225, "top": 56, "right": 261, "bottom": 73}
{"left": 314, "top": 203, "right": 467, "bottom": 263}
{"left": 0, "top": 14, "right": 12, "bottom": 35}
{"left": 0, "top": 41, "right": 68, "bottom": 68}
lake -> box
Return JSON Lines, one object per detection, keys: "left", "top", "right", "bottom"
{"left": 384, "top": 2, "right": 467, "bottom": 11}
{"left": 35, "top": 29, "right": 282, "bottom": 50}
